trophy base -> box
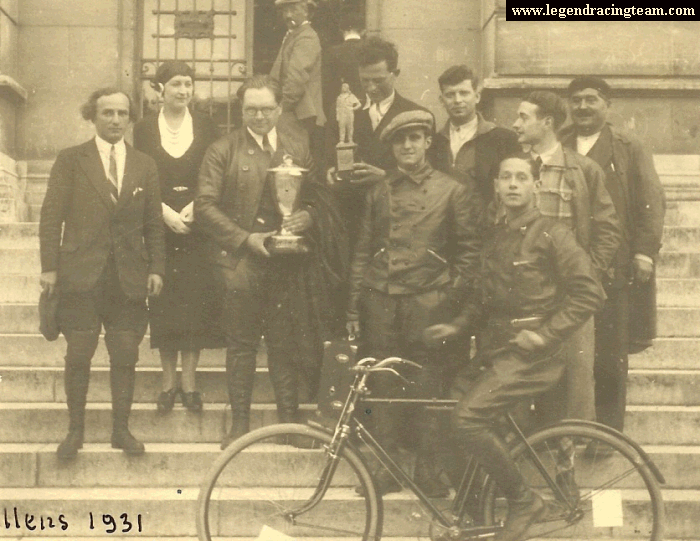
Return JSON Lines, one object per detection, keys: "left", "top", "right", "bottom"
{"left": 336, "top": 142, "right": 357, "bottom": 182}
{"left": 267, "top": 234, "right": 310, "bottom": 255}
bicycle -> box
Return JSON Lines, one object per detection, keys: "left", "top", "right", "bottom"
{"left": 197, "top": 355, "right": 665, "bottom": 540}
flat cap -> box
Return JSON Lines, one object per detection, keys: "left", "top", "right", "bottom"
{"left": 567, "top": 76, "right": 611, "bottom": 97}
{"left": 379, "top": 110, "right": 435, "bottom": 142}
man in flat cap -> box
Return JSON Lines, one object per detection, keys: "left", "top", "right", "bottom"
{"left": 270, "top": 0, "right": 325, "bottom": 170}
{"left": 347, "top": 110, "right": 483, "bottom": 497}
{"left": 560, "top": 76, "right": 665, "bottom": 433}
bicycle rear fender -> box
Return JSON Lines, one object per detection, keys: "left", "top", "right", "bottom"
{"left": 539, "top": 419, "right": 666, "bottom": 485}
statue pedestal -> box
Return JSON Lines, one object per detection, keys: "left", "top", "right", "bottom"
{"left": 335, "top": 142, "right": 357, "bottom": 182}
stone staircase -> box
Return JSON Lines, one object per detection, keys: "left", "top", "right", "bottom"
{"left": 1, "top": 156, "right": 699, "bottom": 539}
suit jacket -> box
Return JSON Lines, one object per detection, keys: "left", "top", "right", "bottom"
{"left": 195, "top": 125, "right": 316, "bottom": 272}
{"left": 431, "top": 113, "right": 520, "bottom": 204}
{"left": 560, "top": 123, "right": 665, "bottom": 267}
{"left": 270, "top": 23, "right": 326, "bottom": 127}
{"left": 322, "top": 37, "right": 364, "bottom": 122}
{"left": 560, "top": 123, "right": 665, "bottom": 351}
{"left": 39, "top": 139, "right": 165, "bottom": 300}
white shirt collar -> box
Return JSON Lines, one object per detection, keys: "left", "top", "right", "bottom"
{"left": 95, "top": 134, "right": 126, "bottom": 155}
{"left": 534, "top": 141, "right": 561, "bottom": 165}
{"left": 344, "top": 31, "right": 362, "bottom": 41}
{"left": 576, "top": 130, "right": 602, "bottom": 156}
{"left": 364, "top": 89, "right": 395, "bottom": 112}
{"left": 247, "top": 126, "right": 278, "bottom": 152}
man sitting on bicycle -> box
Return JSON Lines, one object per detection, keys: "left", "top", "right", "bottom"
{"left": 425, "top": 154, "right": 606, "bottom": 541}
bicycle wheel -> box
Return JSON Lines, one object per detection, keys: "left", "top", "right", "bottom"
{"left": 197, "top": 423, "right": 382, "bottom": 541}
{"left": 480, "top": 423, "right": 664, "bottom": 540}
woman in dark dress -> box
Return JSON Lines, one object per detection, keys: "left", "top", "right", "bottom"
{"left": 134, "top": 61, "right": 224, "bottom": 413}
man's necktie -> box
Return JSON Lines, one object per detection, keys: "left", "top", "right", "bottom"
{"left": 262, "top": 134, "right": 274, "bottom": 157}
{"left": 534, "top": 155, "right": 544, "bottom": 177}
{"left": 109, "top": 145, "right": 119, "bottom": 204}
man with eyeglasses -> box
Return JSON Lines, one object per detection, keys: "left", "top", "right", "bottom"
{"left": 195, "top": 75, "right": 348, "bottom": 449}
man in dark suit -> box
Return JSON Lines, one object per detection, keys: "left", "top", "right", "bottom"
{"left": 195, "top": 75, "right": 347, "bottom": 449}
{"left": 560, "top": 76, "right": 665, "bottom": 432}
{"left": 270, "top": 0, "right": 326, "bottom": 170}
{"left": 40, "top": 88, "right": 165, "bottom": 460}
{"left": 431, "top": 65, "right": 520, "bottom": 205}
{"left": 328, "top": 36, "right": 431, "bottom": 248}
{"left": 322, "top": 10, "right": 365, "bottom": 124}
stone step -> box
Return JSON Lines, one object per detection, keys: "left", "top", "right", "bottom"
{"left": 1, "top": 244, "right": 697, "bottom": 279}
{"left": 0, "top": 333, "right": 696, "bottom": 369}
{"left": 0, "top": 366, "right": 272, "bottom": 405}
{"left": 663, "top": 226, "right": 700, "bottom": 252}
{"left": 0, "top": 402, "right": 696, "bottom": 445}
{"left": 656, "top": 251, "right": 700, "bottom": 278}
{"left": 632, "top": 337, "right": 700, "bottom": 369}
{"left": 665, "top": 200, "right": 700, "bottom": 227}
{"left": 3, "top": 275, "right": 700, "bottom": 306}
{"left": 2, "top": 222, "right": 700, "bottom": 266}
{"left": 0, "top": 441, "right": 698, "bottom": 490}
{"left": 2, "top": 365, "right": 697, "bottom": 406}
{"left": 6, "top": 303, "right": 700, "bottom": 336}
{"left": 0, "top": 486, "right": 695, "bottom": 538}
{"left": 656, "top": 279, "right": 700, "bottom": 306}
{"left": 0, "top": 334, "right": 237, "bottom": 367}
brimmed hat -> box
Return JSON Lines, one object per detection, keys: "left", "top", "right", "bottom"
{"left": 379, "top": 110, "right": 435, "bottom": 142}
{"left": 567, "top": 76, "right": 611, "bottom": 97}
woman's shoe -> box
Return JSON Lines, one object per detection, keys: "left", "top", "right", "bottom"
{"left": 156, "top": 388, "right": 178, "bottom": 414}
{"left": 181, "top": 391, "right": 203, "bottom": 413}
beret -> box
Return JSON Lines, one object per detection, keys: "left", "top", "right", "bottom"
{"left": 567, "top": 76, "right": 611, "bottom": 97}
{"left": 379, "top": 110, "right": 435, "bottom": 142}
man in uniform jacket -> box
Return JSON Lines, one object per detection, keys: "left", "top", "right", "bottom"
{"left": 195, "top": 75, "right": 348, "bottom": 450}
{"left": 430, "top": 65, "right": 520, "bottom": 205}
{"left": 560, "top": 76, "right": 665, "bottom": 431}
{"left": 347, "top": 110, "right": 483, "bottom": 498}
{"left": 512, "top": 91, "right": 621, "bottom": 425}
{"left": 40, "top": 88, "right": 165, "bottom": 460}
{"left": 270, "top": 0, "right": 326, "bottom": 169}
{"left": 328, "top": 36, "right": 431, "bottom": 249}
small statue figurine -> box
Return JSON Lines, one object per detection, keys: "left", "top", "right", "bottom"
{"left": 336, "top": 82, "right": 362, "bottom": 144}
{"left": 335, "top": 82, "right": 361, "bottom": 181}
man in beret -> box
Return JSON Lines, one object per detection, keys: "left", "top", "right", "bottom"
{"left": 270, "top": 0, "right": 325, "bottom": 169}
{"left": 560, "top": 76, "right": 665, "bottom": 432}
{"left": 347, "top": 110, "right": 483, "bottom": 496}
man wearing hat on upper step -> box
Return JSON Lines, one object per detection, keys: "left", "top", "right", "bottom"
{"left": 559, "top": 76, "right": 665, "bottom": 432}
{"left": 346, "top": 109, "right": 483, "bottom": 497}
{"left": 270, "top": 0, "right": 326, "bottom": 171}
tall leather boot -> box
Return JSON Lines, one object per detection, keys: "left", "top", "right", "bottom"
{"left": 221, "top": 351, "right": 257, "bottom": 449}
{"left": 110, "top": 364, "right": 145, "bottom": 455}
{"left": 456, "top": 426, "right": 544, "bottom": 541}
{"left": 57, "top": 358, "right": 91, "bottom": 460}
